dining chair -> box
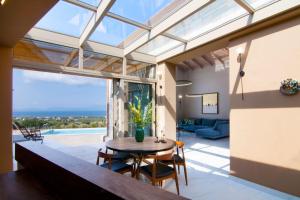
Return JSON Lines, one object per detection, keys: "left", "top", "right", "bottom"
{"left": 102, "top": 137, "right": 133, "bottom": 163}
{"left": 96, "top": 148, "right": 134, "bottom": 176}
{"left": 138, "top": 150, "right": 180, "bottom": 195}
{"left": 161, "top": 141, "right": 188, "bottom": 185}
{"left": 175, "top": 141, "right": 188, "bottom": 185}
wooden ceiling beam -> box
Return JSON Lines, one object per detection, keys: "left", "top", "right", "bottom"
{"left": 201, "top": 55, "right": 214, "bottom": 66}
{"left": 211, "top": 52, "right": 225, "bottom": 66}
{"left": 191, "top": 58, "right": 204, "bottom": 69}
{"left": 183, "top": 61, "right": 194, "bottom": 70}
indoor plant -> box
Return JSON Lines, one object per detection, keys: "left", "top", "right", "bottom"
{"left": 128, "top": 96, "right": 152, "bottom": 142}
{"left": 280, "top": 78, "right": 299, "bottom": 96}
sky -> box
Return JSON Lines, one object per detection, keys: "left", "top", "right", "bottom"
{"left": 13, "top": 69, "right": 107, "bottom": 112}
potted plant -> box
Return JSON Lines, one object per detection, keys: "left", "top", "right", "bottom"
{"left": 128, "top": 96, "right": 152, "bottom": 142}
{"left": 280, "top": 78, "right": 299, "bottom": 96}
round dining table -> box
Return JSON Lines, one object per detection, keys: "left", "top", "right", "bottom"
{"left": 106, "top": 137, "right": 176, "bottom": 178}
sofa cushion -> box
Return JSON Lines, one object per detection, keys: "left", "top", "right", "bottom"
{"left": 202, "top": 118, "right": 216, "bottom": 127}
{"left": 216, "top": 119, "right": 229, "bottom": 124}
{"left": 184, "top": 119, "right": 194, "bottom": 125}
{"left": 195, "top": 128, "right": 219, "bottom": 136}
{"left": 178, "top": 119, "right": 186, "bottom": 125}
{"left": 215, "top": 123, "right": 229, "bottom": 135}
{"left": 184, "top": 125, "right": 208, "bottom": 132}
{"left": 194, "top": 119, "right": 202, "bottom": 125}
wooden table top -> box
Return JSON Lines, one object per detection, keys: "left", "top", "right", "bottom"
{"left": 106, "top": 137, "right": 176, "bottom": 153}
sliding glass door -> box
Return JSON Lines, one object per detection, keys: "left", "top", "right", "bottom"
{"left": 124, "top": 82, "right": 155, "bottom": 137}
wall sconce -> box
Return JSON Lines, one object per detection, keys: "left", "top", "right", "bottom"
{"left": 178, "top": 94, "right": 183, "bottom": 104}
{"left": 236, "top": 47, "right": 245, "bottom": 77}
{"left": 236, "top": 47, "right": 245, "bottom": 100}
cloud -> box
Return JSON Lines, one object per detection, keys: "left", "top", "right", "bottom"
{"left": 69, "top": 14, "right": 80, "bottom": 26}
{"left": 23, "top": 70, "right": 105, "bottom": 86}
{"left": 97, "top": 22, "right": 107, "bottom": 33}
{"left": 154, "top": 0, "right": 166, "bottom": 7}
{"left": 69, "top": 12, "right": 94, "bottom": 33}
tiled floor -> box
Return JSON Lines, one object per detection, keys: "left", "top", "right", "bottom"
{"left": 26, "top": 132, "right": 300, "bottom": 200}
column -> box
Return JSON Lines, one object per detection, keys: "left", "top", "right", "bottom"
{"left": 0, "top": 46, "right": 13, "bottom": 173}
{"left": 156, "top": 62, "right": 176, "bottom": 140}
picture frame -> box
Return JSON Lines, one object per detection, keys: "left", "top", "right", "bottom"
{"left": 202, "top": 92, "right": 219, "bottom": 114}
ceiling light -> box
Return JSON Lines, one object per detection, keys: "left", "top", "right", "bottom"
{"left": 185, "top": 94, "right": 203, "bottom": 98}
{"left": 0, "top": 0, "right": 6, "bottom": 5}
{"left": 176, "top": 80, "right": 192, "bottom": 87}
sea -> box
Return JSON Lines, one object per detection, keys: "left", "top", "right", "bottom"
{"left": 13, "top": 110, "right": 106, "bottom": 118}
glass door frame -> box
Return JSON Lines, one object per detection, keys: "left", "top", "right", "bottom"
{"left": 123, "top": 80, "right": 156, "bottom": 138}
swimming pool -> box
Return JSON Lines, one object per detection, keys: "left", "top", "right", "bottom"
{"left": 42, "top": 128, "right": 107, "bottom": 135}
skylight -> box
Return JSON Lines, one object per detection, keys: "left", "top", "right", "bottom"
{"left": 25, "top": 0, "right": 291, "bottom": 67}
{"left": 89, "top": 16, "right": 139, "bottom": 47}
{"left": 136, "top": 35, "right": 182, "bottom": 56}
{"left": 245, "top": 0, "right": 277, "bottom": 9}
{"left": 109, "top": 0, "right": 173, "bottom": 25}
{"left": 79, "top": 0, "right": 101, "bottom": 7}
{"left": 35, "top": 1, "right": 93, "bottom": 37}
{"left": 166, "top": 0, "right": 247, "bottom": 41}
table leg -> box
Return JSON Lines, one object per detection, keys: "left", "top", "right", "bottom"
{"left": 135, "top": 154, "right": 143, "bottom": 179}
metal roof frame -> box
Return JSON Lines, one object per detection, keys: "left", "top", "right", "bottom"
{"left": 19, "top": 0, "right": 299, "bottom": 78}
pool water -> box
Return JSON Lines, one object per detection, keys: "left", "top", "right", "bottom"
{"left": 42, "top": 128, "right": 107, "bottom": 135}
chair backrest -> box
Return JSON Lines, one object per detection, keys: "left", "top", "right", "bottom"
{"left": 175, "top": 141, "right": 184, "bottom": 148}
{"left": 13, "top": 122, "right": 31, "bottom": 138}
{"left": 97, "top": 148, "right": 113, "bottom": 160}
{"left": 151, "top": 150, "right": 175, "bottom": 179}
{"left": 175, "top": 141, "right": 185, "bottom": 160}
{"left": 155, "top": 150, "right": 174, "bottom": 161}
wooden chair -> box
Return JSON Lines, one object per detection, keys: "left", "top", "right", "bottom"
{"left": 13, "top": 122, "right": 31, "bottom": 140}
{"left": 13, "top": 122, "right": 44, "bottom": 143}
{"left": 138, "top": 150, "right": 180, "bottom": 195}
{"left": 175, "top": 141, "right": 188, "bottom": 185}
{"left": 96, "top": 148, "right": 134, "bottom": 176}
{"left": 102, "top": 137, "right": 133, "bottom": 163}
{"left": 160, "top": 141, "right": 188, "bottom": 185}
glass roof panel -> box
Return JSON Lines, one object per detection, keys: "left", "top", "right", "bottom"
{"left": 14, "top": 39, "right": 76, "bottom": 67}
{"left": 244, "top": 0, "right": 277, "bottom": 9}
{"left": 83, "top": 50, "right": 122, "bottom": 74}
{"left": 136, "top": 36, "right": 181, "bottom": 56}
{"left": 166, "top": 0, "right": 247, "bottom": 40}
{"left": 79, "top": 0, "right": 101, "bottom": 7}
{"left": 109, "top": 0, "right": 173, "bottom": 25}
{"left": 127, "top": 59, "right": 155, "bottom": 79}
{"left": 35, "top": 1, "right": 93, "bottom": 37}
{"left": 89, "top": 16, "right": 139, "bottom": 47}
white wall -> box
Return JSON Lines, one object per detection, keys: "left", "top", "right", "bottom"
{"left": 176, "top": 60, "right": 229, "bottom": 120}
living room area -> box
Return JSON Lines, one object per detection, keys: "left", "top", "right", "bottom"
{"left": 169, "top": 46, "right": 297, "bottom": 199}
{"left": 176, "top": 47, "right": 230, "bottom": 140}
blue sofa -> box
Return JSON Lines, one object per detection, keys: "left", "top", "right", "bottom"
{"left": 195, "top": 121, "right": 229, "bottom": 139}
{"left": 178, "top": 118, "right": 229, "bottom": 139}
